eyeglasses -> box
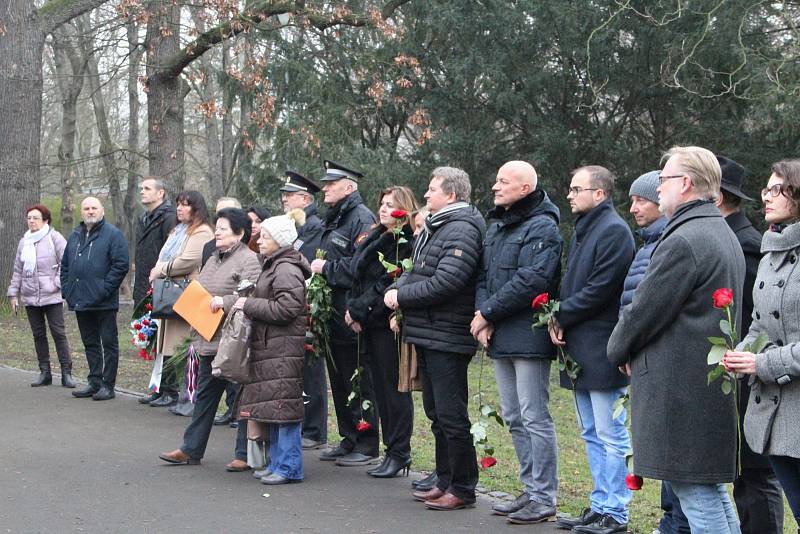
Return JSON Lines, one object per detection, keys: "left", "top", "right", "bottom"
{"left": 26, "top": 215, "right": 42, "bottom": 220}
{"left": 658, "top": 174, "right": 685, "bottom": 185}
{"left": 761, "top": 184, "right": 789, "bottom": 198}
{"left": 567, "top": 186, "right": 600, "bottom": 195}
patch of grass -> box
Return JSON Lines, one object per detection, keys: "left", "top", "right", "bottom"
{"left": 1, "top": 310, "right": 795, "bottom": 532}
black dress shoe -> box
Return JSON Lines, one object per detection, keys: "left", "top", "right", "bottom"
{"left": 214, "top": 411, "right": 233, "bottom": 426}
{"left": 492, "top": 492, "right": 530, "bottom": 516}
{"left": 319, "top": 446, "right": 350, "bottom": 461}
{"left": 92, "top": 386, "right": 115, "bottom": 401}
{"left": 369, "top": 456, "right": 411, "bottom": 478}
{"left": 335, "top": 452, "right": 378, "bottom": 466}
{"left": 412, "top": 471, "right": 439, "bottom": 491}
{"left": 31, "top": 371, "right": 52, "bottom": 387}
{"left": 138, "top": 391, "right": 162, "bottom": 404}
{"left": 572, "top": 515, "right": 627, "bottom": 534}
{"left": 149, "top": 393, "right": 177, "bottom": 407}
{"left": 366, "top": 456, "right": 390, "bottom": 475}
{"left": 61, "top": 371, "right": 76, "bottom": 388}
{"left": 72, "top": 385, "right": 98, "bottom": 398}
{"left": 555, "top": 508, "right": 603, "bottom": 530}
{"left": 506, "top": 501, "right": 557, "bottom": 524}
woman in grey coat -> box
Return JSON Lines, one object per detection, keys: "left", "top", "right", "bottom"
{"left": 725, "top": 159, "right": 800, "bottom": 526}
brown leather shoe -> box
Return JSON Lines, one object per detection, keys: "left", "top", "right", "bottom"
{"left": 225, "top": 459, "right": 250, "bottom": 472}
{"left": 424, "top": 492, "right": 475, "bottom": 511}
{"left": 159, "top": 449, "right": 200, "bottom": 465}
{"left": 412, "top": 487, "right": 445, "bottom": 502}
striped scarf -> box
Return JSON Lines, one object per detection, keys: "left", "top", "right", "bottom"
{"left": 412, "top": 202, "right": 470, "bottom": 262}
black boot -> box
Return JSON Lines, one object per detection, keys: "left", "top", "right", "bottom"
{"left": 366, "top": 456, "right": 391, "bottom": 475}
{"left": 411, "top": 471, "right": 438, "bottom": 491}
{"left": 31, "top": 371, "right": 52, "bottom": 387}
{"left": 61, "top": 370, "right": 76, "bottom": 388}
{"left": 369, "top": 456, "right": 411, "bottom": 478}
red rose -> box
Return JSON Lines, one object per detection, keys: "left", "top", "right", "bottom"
{"left": 479, "top": 456, "right": 497, "bottom": 469}
{"left": 356, "top": 419, "right": 372, "bottom": 432}
{"left": 625, "top": 473, "right": 643, "bottom": 490}
{"left": 304, "top": 343, "right": 316, "bottom": 353}
{"left": 133, "top": 323, "right": 142, "bottom": 330}
{"left": 142, "top": 319, "right": 150, "bottom": 326}
{"left": 531, "top": 292, "right": 549, "bottom": 309}
{"left": 138, "top": 332, "right": 146, "bottom": 341}
{"left": 712, "top": 288, "right": 733, "bottom": 309}
{"left": 146, "top": 287, "right": 153, "bottom": 296}
{"left": 145, "top": 303, "right": 153, "bottom": 311}
{"left": 390, "top": 209, "right": 408, "bottom": 219}
{"left": 138, "top": 348, "right": 149, "bottom": 360}
{"left": 389, "top": 266, "right": 402, "bottom": 279}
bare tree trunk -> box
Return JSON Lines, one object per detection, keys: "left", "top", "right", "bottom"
{"left": 0, "top": 0, "right": 45, "bottom": 294}
{"left": 145, "top": 0, "right": 184, "bottom": 196}
{"left": 125, "top": 18, "right": 142, "bottom": 264}
{"left": 51, "top": 23, "right": 84, "bottom": 233}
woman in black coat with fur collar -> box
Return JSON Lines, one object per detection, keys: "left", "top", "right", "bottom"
{"left": 345, "top": 186, "right": 418, "bottom": 478}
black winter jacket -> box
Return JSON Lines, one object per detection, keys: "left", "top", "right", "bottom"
{"left": 347, "top": 224, "right": 414, "bottom": 329}
{"left": 61, "top": 218, "right": 130, "bottom": 311}
{"left": 476, "top": 190, "right": 562, "bottom": 359}
{"left": 133, "top": 201, "right": 176, "bottom": 303}
{"left": 556, "top": 199, "right": 634, "bottom": 390}
{"left": 295, "top": 203, "right": 325, "bottom": 263}
{"left": 396, "top": 205, "right": 486, "bottom": 355}
{"left": 320, "top": 192, "right": 376, "bottom": 342}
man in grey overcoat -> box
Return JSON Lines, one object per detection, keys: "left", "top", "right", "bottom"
{"left": 607, "top": 146, "right": 745, "bottom": 533}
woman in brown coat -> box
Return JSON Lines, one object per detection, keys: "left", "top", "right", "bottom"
{"left": 237, "top": 209, "right": 310, "bottom": 485}
{"left": 142, "top": 190, "right": 213, "bottom": 407}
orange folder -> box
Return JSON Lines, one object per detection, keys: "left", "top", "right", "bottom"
{"left": 173, "top": 280, "right": 224, "bottom": 342}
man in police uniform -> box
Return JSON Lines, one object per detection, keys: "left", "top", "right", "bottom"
{"left": 280, "top": 170, "right": 328, "bottom": 450}
{"left": 309, "top": 160, "right": 379, "bottom": 466}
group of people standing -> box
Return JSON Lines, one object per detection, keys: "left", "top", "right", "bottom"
{"left": 7, "top": 149, "right": 800, "bottom": 533}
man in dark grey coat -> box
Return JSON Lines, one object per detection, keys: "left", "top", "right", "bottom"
{"left": 309, "top": 160, "right": 378, "bottom": 467}
{"left": 549, "top": 166, "right": 635, "bottom": 534}
{"left": 385, "top": 167, "right": 486, "bottom": 511}
{"left": 659, "top": 156, "right": 784, "bottom": 534}
{"left": 280, "top": 170, "right": 328, "bottom": 450}
{"left": 608, "top": 146, "right": 745, "bottom": 533}
{"left": 133, "top": 177, "right": 176, "bottom": 304}
{"left": 472, "top": 161, "right": 562, "bottom": 524}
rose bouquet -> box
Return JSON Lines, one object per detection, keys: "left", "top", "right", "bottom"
{"left": 130, "top": 312, "right": 158, "bottom": 361}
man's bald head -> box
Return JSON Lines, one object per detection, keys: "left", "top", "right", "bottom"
{"left": 492, "top": 161, "right": 538, "bottom": 208}
{"left": 81, "top": 196, "right": 105, "bottom": 227}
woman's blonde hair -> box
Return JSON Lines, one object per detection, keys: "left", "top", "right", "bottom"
{"left": 377, "top": 186, "right": 419, "bottom": 228}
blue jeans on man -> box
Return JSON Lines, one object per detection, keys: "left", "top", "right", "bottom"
{"left": 494, "top": 357, "right": 557, "bottom": 506}
{"left": 574, "top": 387, "right": 631, "bottom": 525}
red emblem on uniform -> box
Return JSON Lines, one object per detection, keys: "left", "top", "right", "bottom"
{"left": 355, "top": 232, "right": 369, "bottom": 245}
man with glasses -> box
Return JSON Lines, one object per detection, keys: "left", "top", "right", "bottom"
{"left": 549, "top": 166, "right": 635, "bottom": 533}
{"left": 608, "top": 146, "right": 745, "bottom": 534}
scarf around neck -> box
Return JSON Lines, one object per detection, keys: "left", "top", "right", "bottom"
{"left": 21, "top": 224, "right": 51, "bottom": 275}
{"left": 412, "top": 201, "right": 470, "bottom": 261}
{"left": 159, "top": 223, "right": 189, "bottom": 263}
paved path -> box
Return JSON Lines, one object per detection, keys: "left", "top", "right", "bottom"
{"left": 0, "top": 366, "right": 561, "bottom": 533}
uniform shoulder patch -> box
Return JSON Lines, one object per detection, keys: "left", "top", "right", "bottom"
{"left": 453, "top": 248, "right": 463, "bottom": 257}
{"left": 355, "top": 232, "right": 369, "bottom": 245}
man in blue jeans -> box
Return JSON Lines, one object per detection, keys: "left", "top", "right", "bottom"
{"left": 549, "top": 166, "right": 635, "bottom": 533}
{"left": 472, "top": 161, "right": 563, "bottom": 524}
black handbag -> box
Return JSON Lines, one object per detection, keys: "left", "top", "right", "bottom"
{"left": 151, "top": 260, "right": 190, "bottom": 319}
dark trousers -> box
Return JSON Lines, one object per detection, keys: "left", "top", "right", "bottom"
{"left": 366, "top": 327, "right": 413, "bottom": 460}
{"left": 302, "top": 350, "right": 328, "bottom": 443}
{"left": 234, "top": 416, "right": 247, "bottom": 461}
{"left": 181, "top": 354, "right": 229, "bottom": 460}
{"left": 327, "top": 339, "right": 378, "bottom": 455}
{"left": 770, "top": 455, "right": 800, "bottom": 522}
{"left": 417, "top": 346, "right": 478, "bottom": 501}
{"left": 75, "top": 310, "right": 118, "bottom": 389}
{"left": 26, "top": 303, "right": 71, "bottom": 372}
{"left": 223, "top": 382, "right": 239, "bottom": 413}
